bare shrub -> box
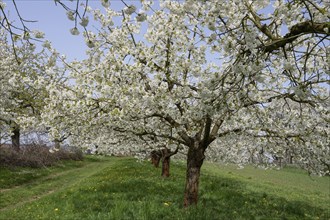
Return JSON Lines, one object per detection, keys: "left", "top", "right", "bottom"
{"left": 0, "top": 144, "right": 83, "bottom": 168}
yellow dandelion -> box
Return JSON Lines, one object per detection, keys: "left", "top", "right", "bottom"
{"left": 54, "top": 208, "right": 59, "bottom": 211}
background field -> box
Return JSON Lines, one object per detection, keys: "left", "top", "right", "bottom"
{"left": 0, "top": 156, "right": 329, "bottom": 220}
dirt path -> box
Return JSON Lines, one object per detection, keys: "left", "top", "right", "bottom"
{"left": 0, "top": 159, "right": 113, "bottom": 211}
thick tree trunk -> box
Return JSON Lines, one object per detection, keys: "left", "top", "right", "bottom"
{"left": 183, "top": 146, "right": 205, "bottom": 207}
{"left": 162, "top": 156, "right": 170, "bottom": 177}
{"left": 11, "top": 126, "right": 20, "bottom": 151}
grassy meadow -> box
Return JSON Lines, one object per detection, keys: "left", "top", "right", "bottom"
{"left": 0, "top": 156, "right": 329, "bottom": 220}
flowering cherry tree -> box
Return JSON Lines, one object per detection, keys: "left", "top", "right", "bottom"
{"left": 0, "top": 29, "right": 67, "bottom": 150}
{"left": 55, "top": 0, "right": 329, "bottom": 207}
{"left": 2, "top": 0, "right": 328, "bottom": 207}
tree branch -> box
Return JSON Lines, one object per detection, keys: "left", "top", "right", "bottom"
{"left": 218, "top": 128, "right": 243, "bottom": 137}
{"left": 263, "top": 21, "right": 330, "bottom": 53}
{"left": 209, "top": 118, "right": 225, "bottom": 140}
{"left": 201, "top": 115, "right": 212, "bottom": 148}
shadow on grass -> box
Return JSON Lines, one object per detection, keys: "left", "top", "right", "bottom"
{"left": 197, "top": 174, "right": 328, "bottom": 220}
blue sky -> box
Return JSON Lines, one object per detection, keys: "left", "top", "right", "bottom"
{"left": 3, "top": 0, "right": 133, "bottom": 61}
{"left": 3, "top": 0, "right": 276, "bottom": 63}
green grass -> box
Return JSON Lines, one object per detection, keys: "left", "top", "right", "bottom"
{"left": 0, "top": 157, "right": 329, "bottom": 220}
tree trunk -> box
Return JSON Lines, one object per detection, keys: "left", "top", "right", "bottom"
{"left": 11, "top": 126, "right": 20, "bottom": 151}
{"left": 54, "top": 139, "right": 61, "bottom": 150}
{"left": 161, "top": 156, "right": 170, "bottom": 177}
{"left": 151, "top": 147, "right": 179, "bottom": 177}
{"left": 285, "top": 149, "right": 293, "bottom": 164}
{"left": 150, "top": 150, "right": 162, "bottom": 168}
{"left": 183, "top": 146, "right": 205, "bottom": 207}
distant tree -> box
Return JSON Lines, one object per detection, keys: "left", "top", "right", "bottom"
{"left": 150, "top": 145, "right": 179, "bottom": 177}
{"left": 0, "top": 30, "right": 66, "bottom": 150}
{"left": 205, "top": 98, "right": 329, "bottom": 173}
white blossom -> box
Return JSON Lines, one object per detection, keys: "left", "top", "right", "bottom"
{"left": 70, "top": 27, "right": 80, "bottom": 35}
{"left": 22, "top": 31, "right": 30, "bottom": 40}
{"left": 86, "top": 40, "right": 95, "bottom": 48}
{"left": 136, "top": 13, "right": 147, "bottom": 22}
{"left": 66, "top": 11, "right": 75, "bottom": 21}
{"left": 124, "top": 5, "right": 136, "bottom": 15}
{"left": 101, "top": 0, "right": 110, "bottom": 8}
{"left": 33, "top": 30, "right": 45, "bottom": 39}
{"left": 79, "top": 16, "right": 89, "bottom": 27}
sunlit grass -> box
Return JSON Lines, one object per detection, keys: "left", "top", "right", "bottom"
{"left": 0, "top": 157, "right": 328, "bottom": 219}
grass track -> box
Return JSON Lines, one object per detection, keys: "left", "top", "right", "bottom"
{"left": 0, "top": 157, "right": 113, "bottom": 211}
{"left": 0, "top": 156, "right": 329, "bottom": 220}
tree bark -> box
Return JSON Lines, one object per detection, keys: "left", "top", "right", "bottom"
{"left": 262, "top": 21, "right": 330, "bottom": 53}
{"left": 151, "top": 147, "right": 179, "bottom": 177}
{"left": 54, "top": 139, "right": 61, "bottom": 150}
{"left": 183, "top": 145, "right": 205, "bottom": 207}
{"left": 150, "top": 150, "right": 162, "bottom": 168}
{"left": 11, "top": 126, "right": 20, "bottom": 151}
{"left": 162, "top": 155, "right": 170, "bottom": 177}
